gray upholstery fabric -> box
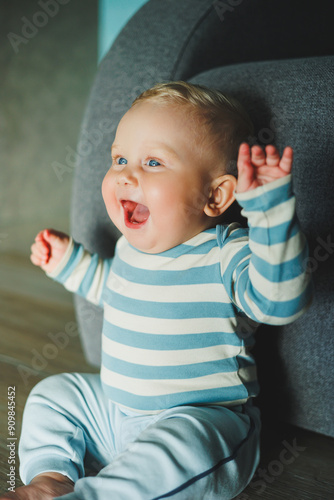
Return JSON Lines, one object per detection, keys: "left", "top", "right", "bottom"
{"left": 71, "top": 0, "right": 334, "bottom": 436}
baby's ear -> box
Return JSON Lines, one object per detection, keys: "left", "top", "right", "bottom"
{"left": 204, "top": 175, "right": 237, "bottom": 217}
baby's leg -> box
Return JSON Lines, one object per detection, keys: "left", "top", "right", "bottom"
{"left": 15, "top": 373, "right": 113, "bottom": 496}
{"left": 58, "top": 402, "right": 261, "bottom": 500}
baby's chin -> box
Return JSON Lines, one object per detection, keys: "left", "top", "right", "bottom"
{"left": 123, "top": 231, "right": 172, "bottom": 254}
{"left": 124, "top": 232, "right": 195, "bottom": 255}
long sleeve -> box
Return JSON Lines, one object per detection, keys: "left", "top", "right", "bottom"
{"left": 218, "top": 175, "right": 313, "bottom": 325}
{"left": 47, "top": 238, "right": 113, "bottom": 307}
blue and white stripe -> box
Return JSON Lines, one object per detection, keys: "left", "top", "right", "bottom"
{"left": 49, "top": 175, "right": 312, "bottom": 413}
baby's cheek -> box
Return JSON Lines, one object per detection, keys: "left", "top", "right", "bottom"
{"left": 102, "top": 172, "right": 115, "bottom": 203}
{"left": 101, "top": 175, "right": 117, "bottom": 216}
{"left": 156, "top": 191, "right": 180, "bottom": 224}
{"left": 101, "top": 176, "right": 107, "bottom": 201}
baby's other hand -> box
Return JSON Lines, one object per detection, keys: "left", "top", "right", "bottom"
{"left": 236, "top": 143, "right": 293, "bottom": 193}
{"left": 30, "top": 229, "right": 69, "bottom": 273}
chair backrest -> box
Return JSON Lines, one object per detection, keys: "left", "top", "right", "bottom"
{"left": 191, "top": 56, "right": 334, "bottom": 437}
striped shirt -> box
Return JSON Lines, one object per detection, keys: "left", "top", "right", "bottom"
{"left": 49, "top": 175, "right": 312, "bottom": 413}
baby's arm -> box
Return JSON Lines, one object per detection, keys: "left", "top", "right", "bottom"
{"left": 30, "top": 229, "right": 70, "bottom": 274}
{"left": 236, "top": 143, "right": 293, "bottom": 193}
{"left": 220, "top": 144, "right": 312, "bottom": 325}
{"left": 31, "top": 229, "right": 113, "bottom": 306}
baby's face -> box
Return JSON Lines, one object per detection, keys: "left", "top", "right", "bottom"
{"left": 102, "top": 100, "right": 218, "bottom": 253}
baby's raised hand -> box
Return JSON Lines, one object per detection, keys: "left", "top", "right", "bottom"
{"left": 30, "top": 229, "right": 69, "bottom": 273}
{"left": 236, "top": 143, "right": 293, "bottom": 193}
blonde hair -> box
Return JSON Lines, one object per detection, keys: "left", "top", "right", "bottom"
{"left": 132, "top": 81, "right": 254, "bottom": 175}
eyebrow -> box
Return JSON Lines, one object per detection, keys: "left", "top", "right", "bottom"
{"left": 150, "top": 142, "right": 180, "bottom": 160}
{"left": 111, "top": 142, "right": 180, "bottom": 160}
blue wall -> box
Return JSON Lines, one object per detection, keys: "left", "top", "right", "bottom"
{"left": 98, "top": 0, "right": 149, "bottom": 63}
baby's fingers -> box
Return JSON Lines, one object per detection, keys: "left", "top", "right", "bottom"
{"left": 265, "top": 145, "right": 281, "bottom": 166}
{"left": 237, "top": 142, "right": 251, "bottom": 167}
{"left": 30, "top": 253, "right": 45, "bottom": 267}
{"left": 43, "top": 228, "right": 69, "bottom": 249}
{"left": 237, "top": 143, "right": 255, "bottom": 193}
{"left": 35, "top": 230, "right": 47, "bottom": 243}
{"left": 250, "top": 145, "right": 266, "bottom": 167}
{"left": 279, "top": 146, "right": 293, "bottom": 174}
{"left": 30, "top": 240, "right": 50, "bottom": 266}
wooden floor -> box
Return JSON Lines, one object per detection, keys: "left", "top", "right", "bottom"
{"left": 0, "top": 254, "right": 333, "bottom": 498}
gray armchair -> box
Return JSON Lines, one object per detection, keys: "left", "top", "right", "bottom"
{"left": 71, "top": 0, "right": 334, "bottom": 438}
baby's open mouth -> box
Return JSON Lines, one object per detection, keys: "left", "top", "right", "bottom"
{"left": 121, "top": 200, "right": 150, "bottom": 227}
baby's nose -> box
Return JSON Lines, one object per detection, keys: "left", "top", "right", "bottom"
{"left": 117, "top": 164, "right": 138, "bottom": 185}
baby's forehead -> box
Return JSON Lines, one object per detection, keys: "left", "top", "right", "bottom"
{"left": 114, "top": 100, "right": 222, "bottom": 163}
{"left": 122, "top": 99, "right": 211, "bottom": 136}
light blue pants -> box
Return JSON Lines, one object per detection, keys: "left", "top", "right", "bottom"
{"left": 19, "top": 373, "right": 261, "bottom": 499}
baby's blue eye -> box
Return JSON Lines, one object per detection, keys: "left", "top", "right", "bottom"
{"left": 117, "top": 157, "right": 127, "bottom": 165}
{"left": 147, "top": 159, "right": 160, "bottom": 167}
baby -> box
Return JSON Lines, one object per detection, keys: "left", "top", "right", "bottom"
{"left": 5, "top": 82, "right": 312, "bottom": 500}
